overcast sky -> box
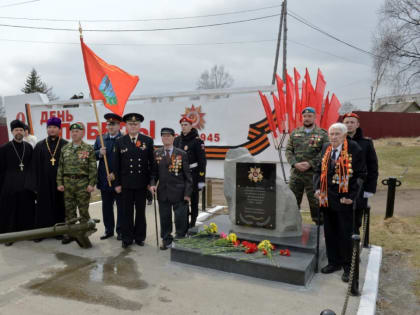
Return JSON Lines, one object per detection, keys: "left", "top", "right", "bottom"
{"left": 0, "top": 0, "right": 385, "bottom": 109}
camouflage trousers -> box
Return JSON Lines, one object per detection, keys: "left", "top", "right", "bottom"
{"left": 63, "top": 177, "right": 91, "bottom": 223}
{"left": 289, "top": 171, "right": 321, "bottom": 223}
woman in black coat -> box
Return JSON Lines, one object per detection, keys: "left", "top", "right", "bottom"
{"left": 314, "top": 122, "right": 366, "bottom": 282}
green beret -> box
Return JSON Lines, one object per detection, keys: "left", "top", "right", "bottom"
{"left": 70, "top": 123, "right": 84, "bottom": 130}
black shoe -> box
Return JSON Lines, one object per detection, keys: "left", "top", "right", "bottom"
{"left": 321, "top": 265, "right": 341, "bottom": 274}
{"left": 342, "top": 271, "right": 350, "bottom": 283}
{"left": 5, "top": 242, "right": 13, "bottom": 247}
{"left": 55, "top": 235, "right": 64, "bottom": 240}
{"left": 61, "top": 237, "right": 74, "bottom": 245}
{"left": 122, "top": 241, "right": 131, "bottom": 249}
{"left": 100, "top": 234, "right": 113, "bottom": 240}
{"left": 135, "top": 241, "right": 144, "bottom": 246}
{"left": 33, "top": 238, "right": 43, "bottom": 243}
{"left": 160, "top": 243, "right": 172, "bottom": 250}
{"left": 117, "top": 234, "right": 122, "bottom": 241}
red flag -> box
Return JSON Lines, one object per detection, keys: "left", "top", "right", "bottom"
{"left": 304, "top": 68, "right": 315, "bottom": 107}
{"left": 294, "top": 68, "right": 302, "bottom": 127}
{"left": 300, "top": 79, "right": 307, "bottom": 109}
{"left": 286, "top": 72, "right": 295, "bottom": 132}
{"left": 80, "top": 37, "right": 139, "bottom": 116}
{"left": 323, "top": 93, "right": 341, "bottom": 129}
{"left": 275, "top": 74, "right": 284, "bottom": 98}
{"left": 258, "top": 91, "right": 278, "bottom": 138}
{"left": 320, "top": 92, "right": 330, "bottom": 129}
{"left": 314, "top": 69, "right": 326, "bottom": 125}
{"left": 272, "top": 93, "right": 285, "bottom": 133}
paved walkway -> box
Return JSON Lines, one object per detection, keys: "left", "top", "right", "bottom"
{"left": 0, "top": 203, "right": 370, "bottom": 315}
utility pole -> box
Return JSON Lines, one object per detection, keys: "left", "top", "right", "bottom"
{"left": 271, "top": 1, "right": 285, "bottom": 85}
{"left": 282, "top": 0, "right": 288, "bottom": 82}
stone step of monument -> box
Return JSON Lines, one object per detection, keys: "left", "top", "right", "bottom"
{"left": 178, "top": 214, "right": 327, "bottom": 286}
{"left": 171, "top": 243, "right": 322, "bottom": 286}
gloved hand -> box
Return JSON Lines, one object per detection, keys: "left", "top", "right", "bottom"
{"left": 198, "top": 182, "right": 205, "bottom": 190}
{"left": 363, "top": 191, "right": 374, "bottom": 198}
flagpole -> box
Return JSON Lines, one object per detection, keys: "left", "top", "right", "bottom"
{"left": 79, "top": 24, "right": 112, "bottom": 188}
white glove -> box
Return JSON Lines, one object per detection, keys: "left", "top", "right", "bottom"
{"left": 363, "top": 191, "right": 374, "bottom": 198}
{"left": 198, "top": 182, "right": 205, "bottom": 190}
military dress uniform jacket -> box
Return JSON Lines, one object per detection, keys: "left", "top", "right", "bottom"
{"left": 56, "top": 142, "right": 97, "bottom": 187}
{"left": 94, "top": 132, "right": 122, "bottom": 191}
{"left": 113, "top": 134, "right": 155, "bottom": 190}
{"left": 347, "top": 127, "right": 378, "bottom": 194}
{"left": 285, "top": 126, "right": 329, "bottom": 174}
{"left": 151, "top": 147, "right": 193, "bottom": 204}
{"left": 173, "top": 128, "right": 206, "bottom": 187}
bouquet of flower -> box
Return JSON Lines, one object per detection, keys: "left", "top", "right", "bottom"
{"left": 258, "top": 240, "right": 275, "bottom": 259}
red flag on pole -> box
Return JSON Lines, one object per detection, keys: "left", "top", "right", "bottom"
{"left": 322, "top": 93, "right": 341, "bottom": 129}
{"left": 314, "top": 69, "right": 326, "bottom": 125}
{"left": 272, "top": 93, "right": 285, "bottom": 133}
{"left": 80, "top": 37, "right": 139, "bottom": 116}
{"left": 286, "top": 72, "right": 295, "bottom": 132}
{"left": 275, "top": 75, "right": 288, "bottom": 133}
{"left": 304, "top": 68, "right": 315, "bottom": 108}
{"left": 258, "top": 91, "right": 278, "bottom": 138}
{"left": 294, "top": 68, "right": 302, "bottom": 127}
{"left": 320, "top": 92, "right": 330, "bottom": 129}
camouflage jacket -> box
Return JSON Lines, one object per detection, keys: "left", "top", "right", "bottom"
{"left": 285, "top": 126, "right": 329, "bottom": 174}
{"left": 57, "top": 142, "right": 97, "bottom": 186}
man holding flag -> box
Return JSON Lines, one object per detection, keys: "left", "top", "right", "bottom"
{"left": 79, "top": 27, "right": 140, "bottom": 247}
{"left": 286, "top": 107, "right": 329, "bottom": 224}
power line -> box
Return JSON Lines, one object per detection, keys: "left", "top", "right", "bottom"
{"left": 0, "top": 12, "right": 281, "bottom": 32}
{"left": 0, "top": 0, "right": 40, "bottom": 8}
{"left": 0, "top": 4, "right": 282, "bottom": 23}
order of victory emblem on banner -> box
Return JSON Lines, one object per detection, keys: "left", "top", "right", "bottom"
{"left": 183, "top": 105, "right": 206, "bottom": 130}
{"left": 248, "top": 167, "right": 263, "bottom": 183}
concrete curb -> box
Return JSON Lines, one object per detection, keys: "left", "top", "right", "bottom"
{"left": 357, "top": 245, "right": 382, "bottom": 315}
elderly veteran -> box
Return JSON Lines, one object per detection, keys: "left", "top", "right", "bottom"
{"left": 314, "top": 122, "right": 366, "bottom": 282}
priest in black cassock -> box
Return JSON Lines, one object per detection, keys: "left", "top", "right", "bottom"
{"left": 32, "top": 117, "right": 68, "bottom": 235}
{"left": 0, "top": 119, "right": 36, "bottom": 246}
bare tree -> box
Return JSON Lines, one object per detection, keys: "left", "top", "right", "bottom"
{"left": 370, "top": 35, "right": 391, "bottom": 111}
{"left": 373, "top": 0, "right": 420, "bottom": 94}
{"left": 197, "top": 65, "right": 234, "bottom": 89}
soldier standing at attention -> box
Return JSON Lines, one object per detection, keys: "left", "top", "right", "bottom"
{"left": 94, "top": 113, "right": 123, "bottom": 241}
{"left": 57, "top": 123, "right": 97, "bottom": 245}
{"left": 286, "top": 107, "right": 329, "bottom": 224}
{"left": 113, "top": 113, "right": 155, "bottom": 249}
{"left": 150, "top": 128, "right": 192, "bottom": 250}
{"left": 342, "top": 112, "right": 378, "bottom": 232}
{"left": 173, "top": 116, "right": 206, "bottom": 228}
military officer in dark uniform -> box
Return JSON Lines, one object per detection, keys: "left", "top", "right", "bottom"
{"left": 113, "top": 113, "right": 155, "bottom": 249}
{"left": 94, "top": 113, "right": 123, "bottom": 240}
{"left": 150, "top": 128, "right": 192, "bottom": 250}
{"left": 173, "top": 116, "right": 206, "bottom": 228}
{"left": 342, "top": 112, "right": 378, "bottom": 232}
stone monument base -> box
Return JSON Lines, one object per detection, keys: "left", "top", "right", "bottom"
{"left": 171, "top": 214, "right": 326, "bottom": 286}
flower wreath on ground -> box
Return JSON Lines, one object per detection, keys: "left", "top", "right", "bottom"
{"left": 175, "top": 222, "right": 291, "bottom": 265}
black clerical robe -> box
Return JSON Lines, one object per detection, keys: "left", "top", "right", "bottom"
{"left": 32, "top": 137, "right": 68, "bottom": 228}
{"left": 0, "top": 140, "right": 36, "bottom": 233}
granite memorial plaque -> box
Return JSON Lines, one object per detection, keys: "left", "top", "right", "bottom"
{"left": 235, "top": 162, "right": 276, "bottom": 229}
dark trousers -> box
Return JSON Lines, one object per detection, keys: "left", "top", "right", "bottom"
{"left": 100, "top": 190, "right": 123, "bottom": 236}
{"left": 189, "top": 189, "right": 199, "bottom": 227}
{"left": 323, "top": 207, "right": 353, "bottom": 270}
{"left": 121, "top": 188, "right": 146, "bottom": 244}
{"left": 159, "top": 200, "right": 188, "bottom": 245}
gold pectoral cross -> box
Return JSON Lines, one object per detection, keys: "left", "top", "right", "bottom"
{"left": 50, "top": 157, "right": 56, "bottom": 166}
{"left": 19, "top": 163, "right": 24, "bottom": 171}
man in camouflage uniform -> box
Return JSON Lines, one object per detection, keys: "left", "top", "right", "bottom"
{"left": 286, "top": 107, "right": 329, "bottom": 224}
{"left": 57, "top": 123, "right": 97, "bottom": 244}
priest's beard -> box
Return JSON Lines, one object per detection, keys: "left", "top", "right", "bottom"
{"left": 14, "top": 134, "right": 23, "bottom": 142}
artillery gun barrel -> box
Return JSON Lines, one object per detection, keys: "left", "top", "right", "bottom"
{"left": 0, "top": 218, "right": 100, "bottom": 248}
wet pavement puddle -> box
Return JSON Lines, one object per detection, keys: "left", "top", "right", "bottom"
{"left": 25, "top": 250, "right": 147, "bottom": 311}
